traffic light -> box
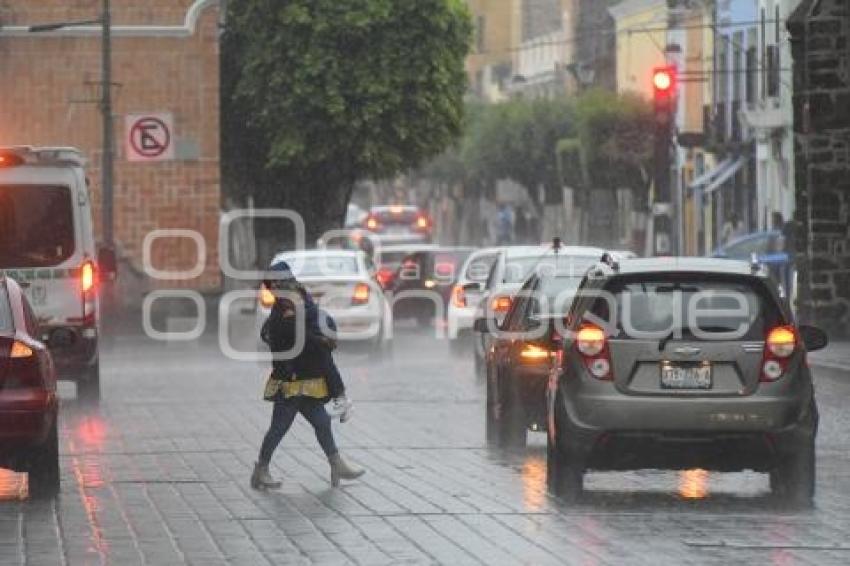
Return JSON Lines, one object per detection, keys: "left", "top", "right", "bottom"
{"left": 652, "top": 66, "right": 677, "bottom": 125}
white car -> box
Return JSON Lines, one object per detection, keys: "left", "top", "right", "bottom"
{"left": 257, "top": 250, "right": 392, "bottom": 351}
{"left": 446, "top": 247, "right": 501, "bottom": 353}
{"left": 472, "top": 245, "right": 605, "bottom": 377}
{"left": 0, "top": 146, "right": 116, "bottom": 400}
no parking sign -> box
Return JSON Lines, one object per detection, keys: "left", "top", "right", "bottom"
{"left": 125, "top": 113, "right": 175, "bottom": 162}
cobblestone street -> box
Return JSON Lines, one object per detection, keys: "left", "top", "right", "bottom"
{"left": 1, "top": 315, "right": 850, "bottom": 565}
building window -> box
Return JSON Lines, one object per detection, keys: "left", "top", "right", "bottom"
{"left": 745, "top": 46, "right": 757, "bottom": 105}
{"left": 732, "top": 32, "right": 743, "bottom": 103}
{"left": 522, "top": 0, "right": 561, "bottom": 42}
{"left": 766, "top": 45, "right": 780, "bottom": 98}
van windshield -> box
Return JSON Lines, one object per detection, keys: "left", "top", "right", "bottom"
{"left": 0, "top": 185, "right": 75, "bottom": 268}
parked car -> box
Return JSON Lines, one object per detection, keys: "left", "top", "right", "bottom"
{"left": 546, "top": 256, "right": 828, "bottom": 505}
{"left": 0, "top": 147, "right": 116, "bottom": 401}
{"left": 390, "top": 247, "right": 474, "bottom": 325}
{"left": 472, "top": 245, "right": 604, "bottom": 378}
{"left": 258, "top": 250, "right": 391, "bottom": 352}
{"left": 478, "top": 257, "right": 598, "bottom": 447}
{"left": 446, "top": 247, "right": 501, "bottom": 355}
{"left": 0, "top": 276, "right": 60, "bottom": 497}
{"left": 362, "top": 205, "right": 433, "bottom": 246}
{"left": 713, "top": 230, "right": 794, "bottom": 305}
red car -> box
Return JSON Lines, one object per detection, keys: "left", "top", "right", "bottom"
{"left": 0, "top": 277, "right": 59, "bottom": 497}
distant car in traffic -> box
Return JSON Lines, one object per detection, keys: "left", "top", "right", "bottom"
{"left": 546, "top": 256, "right": 827, "bottom": 505}
{"left": 362, "top": 205, "right": 433, "bottom": 246}
{"left": 478, "top": 258, "right": 597, "bottom": 447}
{"left": 0, "top": 147, "right": 116, "bottom": 401}
{"left": 389, "top": 247, "right": 474, "bottom": 325}
{"left": 472, "top": 245, "right": 604, "bottom": 378}
{"left": 373, "top": 243, "right": 439, "bottom": 291}
{"left": 258, "top": 250, "right": 391, "bottom": 353}
{"left": 713, "top": 230, "right": 794, "bottom": 303}
{"left": 0, "top": 277, "right": 60, "bottom": 497}
{"left": 446, "top": 247, "right": 501, "bottom": 355}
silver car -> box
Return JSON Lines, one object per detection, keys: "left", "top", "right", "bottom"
{"left": 546, "top": 257, "right": 828, "bottom": 505}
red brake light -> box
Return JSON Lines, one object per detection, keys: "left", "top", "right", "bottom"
{"left": 575, "top": 324, "right": 612, "bottom": 380}
{"left": 414, "top": 215, "right": 431, "bottom": 231}
{"left": 0, "top": 153, "right": 24, "bottom": 167}
{"left": 451, "top": 285, "right": 466, "bottom": 308}
{"left": 376, "top": 268, "right": 395, "bottom": 289}
{"left": 352, "top": 282, "right": 370, "bottom": 305}
{"left": 519, "top": 343, "right": 553, "bottom": 363}
{"left": 365, "top": 216, "right": 379, "bottom": 231}
{"left": 761, "top": 325, "right": 797, "bottom": 382}
{"left": 81, "top": 260, "right": 96, "bottom": 293}
{"left": 491, "top": 296, "right": 512, "bottom": 313}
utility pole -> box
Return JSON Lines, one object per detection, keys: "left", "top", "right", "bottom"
{"left": 101, "top": 0, "right": 114, "bottom": 248}
{"left": 30, "top": 1, "right": 114, "bottom": 249}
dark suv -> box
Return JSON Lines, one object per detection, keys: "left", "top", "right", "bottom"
{"left": 546, "top": 257, "right": 828, "bottom": 505}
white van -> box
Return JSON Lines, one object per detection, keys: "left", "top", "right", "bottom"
{"left": 0, "top": 146, "right": 116, "bottom": 400}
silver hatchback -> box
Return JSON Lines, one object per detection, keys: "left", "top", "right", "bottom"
{"left": 546, "top": 257, "right": 828, "bottom": 505}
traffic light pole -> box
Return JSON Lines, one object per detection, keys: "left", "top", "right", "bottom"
{"left": 651, "top": 67, "right": 677, "bottom": 257}
{"left": 101, "top": 0, "right": 114, "bottom": 249}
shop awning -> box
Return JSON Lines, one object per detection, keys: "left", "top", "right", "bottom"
{"left": 704, "top": 156, "right": 747, "bottom": 194}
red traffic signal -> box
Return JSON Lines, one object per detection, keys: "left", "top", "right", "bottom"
{"left": 652, "top": 66, "right": 676, "bottom": 97}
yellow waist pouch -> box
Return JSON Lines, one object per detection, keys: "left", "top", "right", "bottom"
{"left": 264, "top": 375, "right": 328, "bottom": 401}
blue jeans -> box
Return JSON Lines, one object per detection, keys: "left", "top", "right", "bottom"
{"left": 258, "top": 396, "right": 338, "bottom": 465}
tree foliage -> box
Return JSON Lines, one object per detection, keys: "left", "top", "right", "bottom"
{"left": 223, "top": 0, "right": 472, "bottom": 236}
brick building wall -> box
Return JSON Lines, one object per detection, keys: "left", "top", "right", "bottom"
{"left": 789, "top": 0, "right": 850, "bottom": 335}
{"left": 0, "top": 0, "right": 222, "bottom": 293}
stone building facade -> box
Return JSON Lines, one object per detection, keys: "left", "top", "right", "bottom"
{"left": 0, "top": 0, "right": 222, "bottom": 293}
{"left": 789, "top": 0, "right": 850, "bottom": 335}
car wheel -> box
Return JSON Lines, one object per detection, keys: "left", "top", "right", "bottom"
{"left": 485, "top": 370, "right": 498, "bottom": 446}
{"left": 496, "top": 376, "right": 527, "bottom": 448}
{"left": 29, "top": 417, "right": 60, "bottom": 499}
{"left": 770, "top": 437, "right": 815, "bottom": 507}
{"left": 77, "top": 361, "right": 101, "bottom": 402}
{"left": 547, "top": 404, "right": 583, "bottom": 501}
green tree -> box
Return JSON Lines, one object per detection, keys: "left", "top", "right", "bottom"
{"left": 223, "top": 0, "right": 472, "bottom": 240}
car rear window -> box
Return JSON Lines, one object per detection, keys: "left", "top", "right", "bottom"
{"left": 464, "top": 254, "right": 497, "bottom": 282}
{"left": 287, "top": 256, "right": 359, "bottom": 277}
{"left": 504, "top": 256, "right": 597, "bottom": 284}
{"left": 0, "top": 185, "right": 75, "bottom": 268}
{"left": 373, "top": 208, "right": 419, "bottom": 224}
{"left": 0, "top": 285, "right": 13, "bottom": 333}
{"left": 590, "top": 275, "right": 783, "bottom": 342}
{"left": 432, "top": 251, "right": 472, "bottom": 280}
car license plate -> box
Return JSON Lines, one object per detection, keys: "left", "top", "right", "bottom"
{"left": 660, "top": 364, "right": 712, "bottom": 390}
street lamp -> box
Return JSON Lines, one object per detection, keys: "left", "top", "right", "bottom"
{"left": 29, "top": 0, "right": 115, "bottom": 250}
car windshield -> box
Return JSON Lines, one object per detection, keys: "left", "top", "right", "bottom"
{"left": 432, "top": 251, "right": 472, "bottom": 280}
{"left": 0, "top": 185, "right": 74, "bottom": 268}
{"left": 0, "top": 285, "right": 12, "bottom": 333}
{"left": 464, "top": 254, "right": 497, "bottom": 282}
{"left": 286, "top": 256, "right": 359, "bottom": 277}
{"left": 504, "top": 256, "right": 596, "bottom": 284}
{"left": 591, "top": 276, "right": 782, "bottom": 341}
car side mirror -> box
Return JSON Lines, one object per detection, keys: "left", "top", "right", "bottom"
{"left": 98, "top": 246, "right": 118, "bottom": 281}
{"left": 47, "top": 327, "right": 77, "bottom": 349}
{"left": 799, "top": 325, "right": 828, "bottom": 352}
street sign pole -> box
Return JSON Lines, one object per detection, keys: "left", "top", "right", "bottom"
{"left": 101, "top": 0, "right": 114, "bottom": 248}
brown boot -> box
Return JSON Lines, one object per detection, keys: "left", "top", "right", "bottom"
{"left": 329, "top": 453, "right": 365, "bottom": 487}
{"left": 251, "top": 462, "right": 282, "bottom": 490}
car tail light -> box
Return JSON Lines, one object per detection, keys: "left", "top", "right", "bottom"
{"left": 365, "top": 216, "right": 379, "bottom": 231}
{"left": 81, "top": 260, "right": 96, "bottom": 294}
{"left": 575, "top": 323, "right": 612, "bottom": 380}
{"left": 0, "top": 153, "right": 24, "bottom": 167}
{"left": 519, "top": 343, "right": 554, "bottom": 363}
{"left": 491, "top": 296, "right": 512, "bottom": 313}
{"left": 376, "top": 268, "right": 395, "bottom": 289}
{"left": 761, "top": 325, "right": 797, "bottom": 382}
{"left": 451, "top": 285, "right": 466, "bottom": 308}
{"left": 10, "top": 341, "right": 34, "bottom": 358}
{"left": 352, "top": 283, "right": 370, "bottom": 305}
{"left": 259, "top": 285, "right": 276, "bottom": 308}
{"left": 414, "top": 215, "right": 431, "bottom": 231}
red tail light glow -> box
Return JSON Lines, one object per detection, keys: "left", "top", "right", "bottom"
{"left": 519, "top": 343, "right": 553, "bottom": 363}
{"left": 491, "top": 296, "right": 512, "bottom": 313}
{"left": 376, "top": 268, "right": 395, "bottom": 289}
{"left": 575, "top": 324, "right": 612, "bottom": 380}
{"left": 81, "top": 261, "right": 95, "bottom": 293}
{"left": 365, "top": 216, "right": 379, "bottom": 231}
{"left": 761, "top": 325, "right": 797, "bottom": 382}
{"left": 352, "top": 282, "right": 370, "bottom": 305}
{"left": 414, "top": 215, "right": 431, "bottom": 231}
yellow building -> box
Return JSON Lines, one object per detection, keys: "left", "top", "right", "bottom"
{"left": 465, "top": 0, "right": 521, "bottom": 101}
{"left": 609, "top": 0, "right": 669, "bottom": 98}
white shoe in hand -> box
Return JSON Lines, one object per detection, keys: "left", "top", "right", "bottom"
{"left": 329, "top": 396, "right": 354, "bottom": 422}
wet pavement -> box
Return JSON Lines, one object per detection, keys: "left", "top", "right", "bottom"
{"left": 2, "top": 314, "right": 850, "bottom": 565}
